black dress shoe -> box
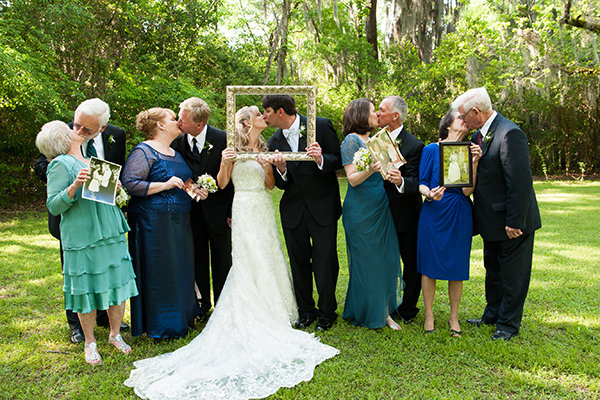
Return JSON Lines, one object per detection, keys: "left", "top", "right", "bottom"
{"left": 491, "top": 329, "right": 516, "bottom": 341}
{"left": 70, "top": 328, "right": 85, "bottom": 344}
{"left": 466, "top": 318, "right": 495, "bottom": 327}
{"left": 316, "top": 319, "right": 334, "bottom": 331}
{"left": 296, "top": 314, "right": 316, "bottom": 329}
{"left": 120, "top": 322, "right": 130, "bottom": 331}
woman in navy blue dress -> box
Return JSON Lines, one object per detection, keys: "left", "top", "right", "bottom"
{"left": 341, "top": 99, "right": 403, "bottom": 331}
{"left": 417, "top": 110, "right": 482, "bottom": 336}
{"left": 123, "top": 108, "right": 200, "bottom": 338}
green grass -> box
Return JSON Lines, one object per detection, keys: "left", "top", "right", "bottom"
{"left": 1, "top": 180, "right": 599, "bottom": 399}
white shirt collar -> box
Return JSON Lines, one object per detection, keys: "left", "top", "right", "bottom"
{"left": 187, "top": 125, "right": 208, "bottom": 152}
{"left": 480, "top": 111, "right": 498, "bottom": 137}
{"left": 282, "top": 114, "right": 300, "bottom": 136}
{"left": 388, "top": 125, "right": 404, "bottom": 140}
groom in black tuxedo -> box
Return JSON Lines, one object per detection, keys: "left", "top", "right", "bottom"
{"left": 263, "top": 95, "right": 342, "bottom": 331}
{"left": 453, "top": 87, "right": 541, "bottom": 340}
{"left": 34, "top": 98, "right": 127, "bottom": 343}
{"left": 171, "top": 97, "right": 234, "bottom": 320}
{"left": 377, "top": 96, "right": 424, "bottom": 323}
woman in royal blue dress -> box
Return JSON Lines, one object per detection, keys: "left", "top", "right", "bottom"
{"left": 341, "top": 99, "right": 403, "bottom": 330}
{"left": 122, "top": 108, "right": 200, "bottom": 338}
{"left": 417, "top": 109, "right": 482, "bottom": 336}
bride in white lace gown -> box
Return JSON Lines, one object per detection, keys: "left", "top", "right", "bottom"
{"left": 124, "top": 106, "right": 338, "bottom": 400}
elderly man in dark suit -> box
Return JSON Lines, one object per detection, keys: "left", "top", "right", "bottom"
{"left": 34, "top": 98, "right": 127, "bottom": 344}
{"left": 171, "top": 97, "right": 234, "bottom": 321}
{"left": 377, "top": 96, "right": 424, "bottom": 324}
{"left": 452, "top": 87, "right": 541, "bottom": 340}
{"left": 263, "top": 94, "right": 342, "bottom": 331}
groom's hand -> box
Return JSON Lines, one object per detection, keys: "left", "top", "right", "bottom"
{"left": 270, "top": 150, "right": 287, "bottom": 175}
{"left": 306, "top": 142, "right": 322, "bottom": 166}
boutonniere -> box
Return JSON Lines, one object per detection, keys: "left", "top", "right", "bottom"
{"left": 395, "top": 138, "right": 403, "bottom": 148}
{"left": 298, "top": 125, "right": 306, "bottom": 137}
{"left": 203, "top": 141, "right": 214, "bottom": 154}
{"left": 108, "top": 135, "right": 115, "bottom": 144}
{"left": 483, "top": 134, "right": 493, "bottom": 145}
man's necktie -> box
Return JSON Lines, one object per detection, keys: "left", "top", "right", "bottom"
{"left": 476, "top": 130, "right": 483, "bottom": 146}
{"left": 192, "top": 138, "right": 201, "bottom": 158}
{"left": 86, "top": 139, "right": 98, "bottom": 158}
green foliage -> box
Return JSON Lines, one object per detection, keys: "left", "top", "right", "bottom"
{"left": 1, "top": 181, "right": 600, "bottom": 398}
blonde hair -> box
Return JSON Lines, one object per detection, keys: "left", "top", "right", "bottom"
{"left": 235, "top": 106, "right": 268, "bottom": 152}
{"left": 135, "top": 108, "right": 172, "bottom": 139}
{"left": 36, "top": 120, "right": 73, "bottom": 159}
{"left": 179, "top": 97, "right": 210, "bottom": 125}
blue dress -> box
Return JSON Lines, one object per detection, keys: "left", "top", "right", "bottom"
{"left": 123, "top": 143, "right": 199, "bottom": 338}
{"left": 46, "top": 155, "right": 138, "bottom": 314}
{"left": 341, "top": 134, "right": 403, "bottom": 329}
{"left": 417, "top": 143, "right": 472, "bottom": 281}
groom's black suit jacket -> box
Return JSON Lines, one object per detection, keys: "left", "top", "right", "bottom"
{"left": 171, "top": 126, "right": 234, "bottom": 234}
{"left": 34, "top": 124, "right": 127, "bottom": 239}
{"left": 470, "top": 113, "right": 541, "bottom": 241}
{"left": 267, "top": 115, "right": 342, "bottom": 228}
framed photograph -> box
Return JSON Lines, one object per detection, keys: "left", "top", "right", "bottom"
{"left": 81, "top": 157, "right": 122, "bottom": 205}
{"left": 226, "top": 85, "right": 316, "bottom": 161}
{"left": 366, "top": 127, "right": 407, "bottom": 178}
{"left": 439, "top": 141, "right": 473, "bottom": 188}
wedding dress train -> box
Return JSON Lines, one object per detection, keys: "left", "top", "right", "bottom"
{"left": 124, "top": 160, "right": 339, "bottom": 399}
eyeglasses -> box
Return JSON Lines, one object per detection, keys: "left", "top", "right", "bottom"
{"left": 73, "top": 122, "right": 100, "bottom": 136}
{"left": 458, "top": 108, "right": 475, "bottom": 120}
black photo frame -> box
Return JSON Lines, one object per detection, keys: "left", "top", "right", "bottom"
{"left": 439, "top": 141, "right": 473, "bottom": 188}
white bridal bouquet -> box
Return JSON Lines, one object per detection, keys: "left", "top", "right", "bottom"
{"left": 353, "top": 148, "right": 371, "bottom": 172}
{"left": 115, "top": 187, "right": 130, "bottom": 207}
{"left": 197, "top": 173, "right": 218, "bottom": 193}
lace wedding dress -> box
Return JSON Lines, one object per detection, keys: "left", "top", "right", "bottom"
{"left": 124, "top": 160, "right": 339, "bottom": 400}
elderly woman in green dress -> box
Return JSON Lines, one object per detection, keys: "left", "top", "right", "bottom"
{"left": 36, "top": 121, "right": 138, "bottom": 366}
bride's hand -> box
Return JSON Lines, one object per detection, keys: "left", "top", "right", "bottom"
{"left": 221, "top": 148, "right": 237, "bottom": 164}
{"left": 256, "top": 154, "right": 271, "bottom": 170}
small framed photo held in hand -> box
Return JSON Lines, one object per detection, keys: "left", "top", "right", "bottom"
{"left": 367, "top": 127, "right": 406, "bottom": 178}
{"left": 81, "top": 157, "right": 122, "bottom": 205}
{"left": 439, "top": 142, "right": 473, "bottom": 188}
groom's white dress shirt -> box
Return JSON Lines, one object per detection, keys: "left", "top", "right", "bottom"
{"left": 187, "top": 125, "right": 208, "bottom": 153}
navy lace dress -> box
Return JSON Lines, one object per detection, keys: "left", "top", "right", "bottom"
{"left": 123, "top": 143, "right": 199, "bottom": 338}
{"left": 340, "top": 134, "right": 403, "bottom": 329}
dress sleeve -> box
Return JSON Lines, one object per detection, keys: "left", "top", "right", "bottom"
{"left": 419, "top": 144, "right": 434, "bottom": 188}
{"left": 122, "top": 146, "right": 154, "bottom": 197}
{"left": 46, "top": 159, "right": 77, "bottom": 216}
{"left": 341, "top": 134, "right": 361, "bottom": 166}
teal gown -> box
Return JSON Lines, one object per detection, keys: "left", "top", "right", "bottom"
{"left": 341, "top": 134, "right": 403, "bottom": 329}
{"left": 46, "top": 155, "right": 138, "bottom": 314}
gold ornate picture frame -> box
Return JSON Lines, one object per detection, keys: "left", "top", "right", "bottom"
{"left": 226, "top": 85, "right": 317, "bottom": 161}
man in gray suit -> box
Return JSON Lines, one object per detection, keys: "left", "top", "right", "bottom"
{"left": 452, "top": 87, "right": 541, "bottom": 340}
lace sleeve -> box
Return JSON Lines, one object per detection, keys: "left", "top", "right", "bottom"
{"left": 122, "top": 145, "right": 155, "bottom": 197}
{"left": 340, "top": 134, "right": 362, "bottom": 166}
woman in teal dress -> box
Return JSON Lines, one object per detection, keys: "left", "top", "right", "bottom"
{"left": 341, "top": 99, "right": 403, "bottom": 330}
{"left": 36, "top": 121, "right": 138, "bottom": 366}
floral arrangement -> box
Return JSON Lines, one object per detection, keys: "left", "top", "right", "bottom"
{"left": 353, "top": 148, "right": 371, "bottom": 172}
{"left": 484, "top": 134, "right": 493, "bottom": 145}
{"left": 298, "top": 125, "right": 306, "bottom": 137}
{"left": 108, "top": 135, "right": 115, "bottom": 144}
{"left": 395, "top": 137, "right": 403, "bottom": 148}
{"left": 197, "top": 173, "right": 218, "bottom": 193}
{"left": 203, "top": 141, "right": 214, "bottom": 154}
{"left": 115, "top": 187, "right": 130, "bottom": 207}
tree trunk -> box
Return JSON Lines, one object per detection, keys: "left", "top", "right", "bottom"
{"left": 276, "top": 0, "right": 291, "bottom": 84}
{"left": 365, "top": 0, "right": 378, "bottom": 60}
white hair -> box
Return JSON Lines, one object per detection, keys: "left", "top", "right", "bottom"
{"left": 75, "top": 98, "right": 111, "bottom": 127}
{"left": 451, "top": 87, "right": 492, "bottom": 112}
{"left": 385, "top": 96, "right": 408, "bottom": 123}
{"left": 36, "top": 121, "right": 73, "bottom": 159}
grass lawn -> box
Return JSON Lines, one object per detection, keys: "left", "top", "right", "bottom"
{"left": 1, "top": 180, "right": 599, "bottom": 399}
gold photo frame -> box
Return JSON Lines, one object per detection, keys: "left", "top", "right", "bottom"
{"left": 367, "top": 127, "right": 407, "bottom": 178}
{"left": 226, "top": 85, "right": 317, "bottom": 161}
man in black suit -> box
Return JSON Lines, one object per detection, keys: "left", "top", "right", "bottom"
{"left": 33, "top": 98, "right": 127, "bottom": 343}
{"left": 263, "top": 95, "right": 342, "bottom": 331}
{"left": 171, "top": 97, "right": 234, "bottom": 320}
{"left": 452, "top": 87, "right": 541, "bottom": 340}
{"left": 377, "top": 96, "right": 424, "bottom": 323}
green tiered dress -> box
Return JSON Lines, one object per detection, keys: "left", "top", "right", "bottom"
{"left": 47, "top": 155, "right": 138, "bottom": 313}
